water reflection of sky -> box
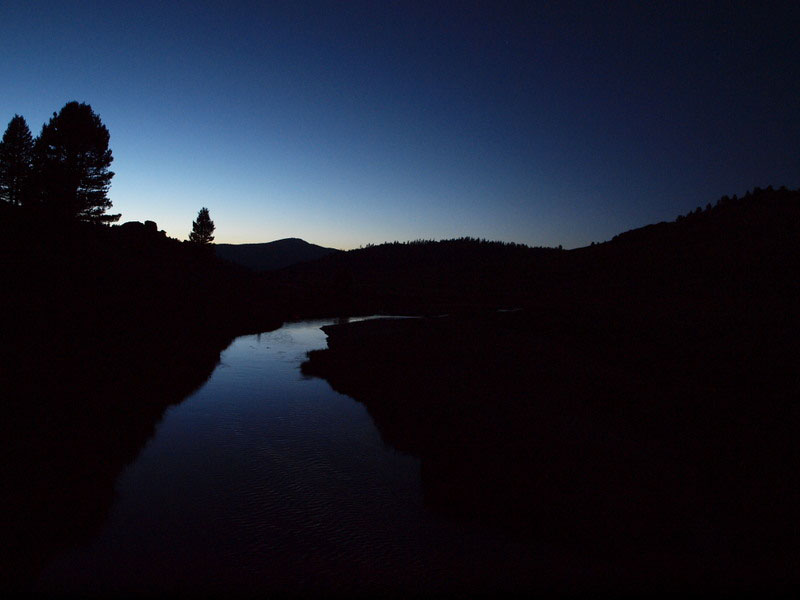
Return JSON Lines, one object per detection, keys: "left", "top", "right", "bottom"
{"left": 36, "top": 319, "right": 540, "bottom": 595}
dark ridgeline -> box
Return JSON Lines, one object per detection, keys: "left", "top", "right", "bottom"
{"left": 263, "top": 237, "right": 563, "bottom": 318}
{"left": 302, "top": 186, "right": 800, "bottom": 593}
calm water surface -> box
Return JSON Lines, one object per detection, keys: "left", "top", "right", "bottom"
{"left": 36, "top": 319, "right": 541, "bottom": 594}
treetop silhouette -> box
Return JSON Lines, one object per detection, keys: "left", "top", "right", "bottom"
{"left": 35, "top": 101, "right": 119, "bottom": 223}
{"left": 189, "top": 207, "right": 215, "bottom": 245}
{"left": 0, "top": 114, "right": 34, "bottom": 206}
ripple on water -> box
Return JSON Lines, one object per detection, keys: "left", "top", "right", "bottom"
{"left": 35, "top": 319, "right": 539, "bottom": 594}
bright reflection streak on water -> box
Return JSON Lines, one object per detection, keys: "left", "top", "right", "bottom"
{"left": 36, "top": 318, "right": 540, "bottom": 595}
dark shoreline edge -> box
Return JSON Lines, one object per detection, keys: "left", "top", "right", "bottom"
{"left": 302, "top": 311, "right": 799, "bottom": 593}
{"left": 0, "top": 205, "right": 286, "bottom": 592}
{"left": 3, "top": 322, "right": 288, "bottom": 593}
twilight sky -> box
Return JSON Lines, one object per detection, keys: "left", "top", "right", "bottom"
{"left": 2, "top": 1, "right": 798, "bottom": 248}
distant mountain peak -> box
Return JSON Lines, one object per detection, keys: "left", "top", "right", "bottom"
{"left": 215, "top": 238, "right": 340, "bottom": 272}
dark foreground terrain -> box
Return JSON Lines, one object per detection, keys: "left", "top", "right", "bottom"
{"left": 3, "top": 186, "right": 798, "bottom": 593}
{"left": 303, "top": 188, "right": 800, "bottom": 592}
{"left": 1, "top": 207, "right": 282, "bottom": 591}
{"left": 304, "top": 311, "right": 798, "bottom": 592}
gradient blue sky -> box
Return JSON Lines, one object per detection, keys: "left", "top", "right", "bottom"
{"left": 2, "top": 1, "right": 798, "bottom": 248}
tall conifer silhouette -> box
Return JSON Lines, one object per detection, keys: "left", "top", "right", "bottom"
{"left": 189, "top": 207, "right": 215, "bottom": 244}
{"left": 0, "top": 115, "right": 34, "bottom": 206}
{"left": 36, "top": 101, "right": 118, "bottom": 223}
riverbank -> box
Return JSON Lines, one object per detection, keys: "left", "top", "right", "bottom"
{"left": 0, "top": 206, "right": 285, "bottom": 591}
{"left": 302, "top": 310, "right": 799, "bottom": 592}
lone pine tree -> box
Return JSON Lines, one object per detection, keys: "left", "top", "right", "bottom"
{"left": 189, "top": 207, "right": 215, "bottom": 244}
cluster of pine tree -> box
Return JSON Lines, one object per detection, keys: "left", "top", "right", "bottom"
{"left": 0, "top": 102, "right": 118, "bottom": 223}
{"left": 675, "top": 185, "right": 793, "bottom": 222}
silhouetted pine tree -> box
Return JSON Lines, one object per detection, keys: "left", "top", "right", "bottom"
{"left": 0, "top": 115, "right": 34, "bottom": 205}
{"left": 189, "top": 207, "right": 215, "bottom": 244}
{"left": 35, "top": 101, "right": 119, "bottom": 223}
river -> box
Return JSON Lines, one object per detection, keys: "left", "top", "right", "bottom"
{"left": 35, "top": 318, "right": 541, "bottom": 595}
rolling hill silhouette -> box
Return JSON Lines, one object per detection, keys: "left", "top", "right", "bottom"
{"left": 3, "top": 185, "right": 798, "bottom": 592}
{"left": 271, "top": 186, "right": 800, "bottom": 317}
{"left": 301, "top": 186, "right": 800, "bottom": 591}
{"left": 215, "top": 238, "right": 340, "bottom": 272}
